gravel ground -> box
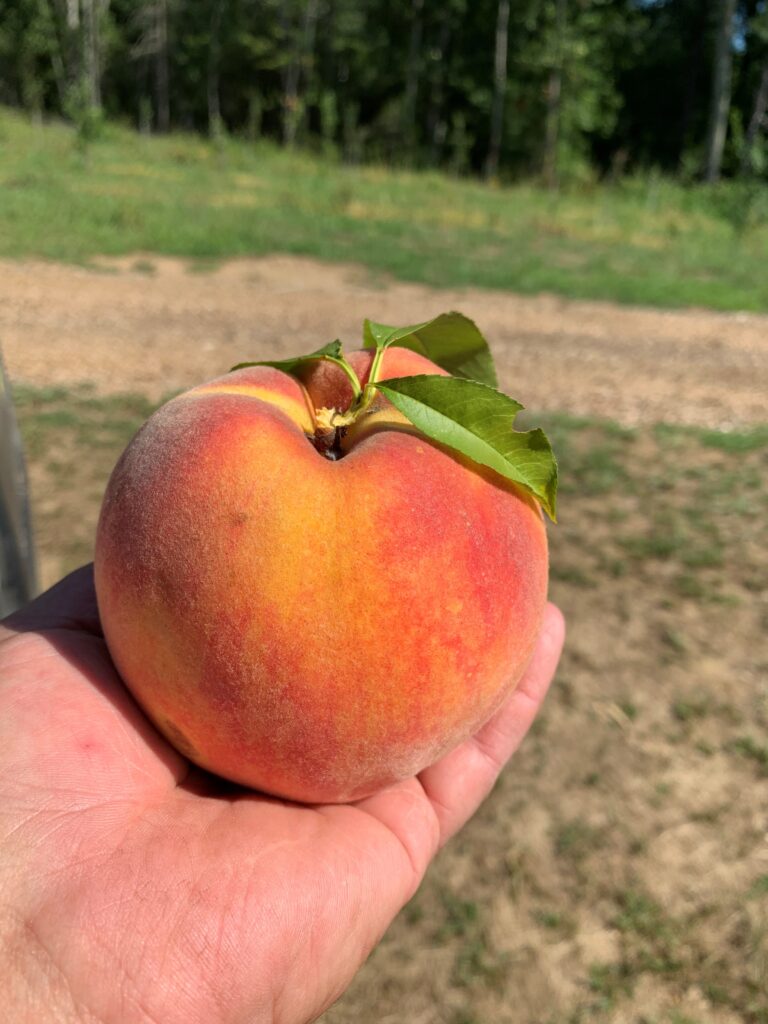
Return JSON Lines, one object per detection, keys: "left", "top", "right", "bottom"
{"left": 3, "top": 254, "right": 767, "bottom": 427}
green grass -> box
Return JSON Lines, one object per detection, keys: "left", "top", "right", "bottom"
{"left": 434, "top": 888, "right": 480, "bottom": 941}
{"left": 728, "top": 737, "right": 768, "bottom": 775}
{"left": 748, "top": 875, "right": 768, "bottom": 898}
{"left": 655, "top": 423, "right": 768, "bottom": 454}
{"left": 671, "top": 697, "right": 711, "bottom": 723}
{"left": 587, "top": 961, "right": 636, "bottom": 1009}
{"left": 429, "top": 885, "right": 509, "bottom": 993}
{"left": 13, "top": 383, "right": 157, "bottom": 462}
{"left": 554, "top": 820, "right": 607, "bottom": 863}
{"left": 577, "top": 889, "right": 689, "bottom": 1017}
{"left": 534, "top": 909, "right": 578, "bottom": 938}
{"left": 2, "top": 107, "right": 768, "bottom": 310}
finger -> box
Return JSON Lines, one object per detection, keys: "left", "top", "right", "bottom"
{"left": 418, "top": 602, "right": 565, "bottom": 845}
{"left": 351, "top": 775, "right": 443, "bottom": 895}
{"left": 1, "top": 564, "right": 102, "bottom": 636}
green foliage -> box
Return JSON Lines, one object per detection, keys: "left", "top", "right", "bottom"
{"left": 363, "top": 312, "right": 498, "bottom": 387}
{"left": 230, "top": 313, "right": 560, "bottom": 514}
{"left": 0, "top": 0, "right": 766, "bottom": 181}
{"left": 376, "top": 375, "right": 558, "bottom": 519}
{"left": 231, "top": 340, "right": 352, "bottom": 384}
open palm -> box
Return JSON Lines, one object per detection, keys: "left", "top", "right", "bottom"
{"left": 0, "top": 566, "right": 564, "bottom": 1024}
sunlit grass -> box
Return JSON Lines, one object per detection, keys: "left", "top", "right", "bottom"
{"left": 1, "top": 106, "right": 767, "bottom": 310}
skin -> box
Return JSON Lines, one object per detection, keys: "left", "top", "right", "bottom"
{"left": 0, "top": 567, "right": 564, "bottom": 1024}
{"left": 94, "top": 349, "right": 550, "bottom": 802}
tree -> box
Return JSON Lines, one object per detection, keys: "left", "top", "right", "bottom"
{"left": 0, "top": 0, "right": 63, "bottom": 113}
{"left": 129, "top": 0, "right": 170, "bottom": 131}
{"left": 422, "top": 6, "right": 452, "bottom": 162}
{"left": 154, "top": 0, "right": 169, "bottom": 131}
{"left": 742, "top": 61, "right": 768, "bottom": 169}
{"left": 740, "top": 4, "right": 768, "bottom": 174}
{"left": 207, "top": 0, "right": 227, "bottom": 135}
{"left": 485, "top": 0, "right": 509, "bottom": 178}
{"left": 0, "top": 0, "right": 765, "bottom": 182}
{"left": 542, "top": 0, "right": 567, "bottom": 189}
{"left": 705, "top": 0, "right": 738, "bottom": 181}
{"left": 281, "top": 0, "right": 320, "bottom": 147}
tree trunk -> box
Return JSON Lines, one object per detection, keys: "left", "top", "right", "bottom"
{"left": 300, "top": 0, "right": 319, "bottom": 137}
{"left": 154, "top": 0, "right": 170, "bottom": 132}
{"left": 50, "top": 47, "right": 68, "bottom": 109}
{"left": 66, "top": 0, "right": 79, "bottom": 31}
{"left": 282, "top": 0, "right": 319, "bottom": 147}
{"left": 740, "top": 61, "right": 768, "bottom": 174}
{"left": 83, "top": 0, "right": 101, "bottom": 108}
{"left": 400, "top": 0, "right": 424, "bottom": 158}
{"left": 704, "top": 0, "right": 737, "bottom": 182}
{"left": 43, "top": 0, "right": 69, "bottom": 106}
{"left": 60, "top": 0, "right": 82, "bottom": 92}
{"left": 678, "top": 3, "right": 708, "bottom": 162}
{"left": 542, "top": 0, "right": 567, "bottom": 189}
{"left": 207, "top": 0, "right": 226, "bottom": 135}
{"left": 485, "top": 0, "right": 510, "bottom": 179}
{"left": 425, "top": 17, "right": 452, "bottom": 165}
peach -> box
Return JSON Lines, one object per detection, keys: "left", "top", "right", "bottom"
{"left": 94, "top": 347, "right": 548, "bottom": 803}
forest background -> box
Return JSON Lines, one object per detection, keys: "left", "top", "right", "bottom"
{"left": 2, "top": 0, "right": 768, "bottom": 190}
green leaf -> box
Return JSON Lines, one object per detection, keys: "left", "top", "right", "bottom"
{"left": 230, "top": 340, "right": 344, "bottom": 375}
{"left": 374, "top": 375, "right": 558, "bottom": 520}
{"left": 363, "top": 312, "right": 498, "bottom": 387}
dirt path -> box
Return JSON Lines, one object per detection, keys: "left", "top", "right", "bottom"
{"left": 3, "top": 254, "right": 767, "bottom": 427}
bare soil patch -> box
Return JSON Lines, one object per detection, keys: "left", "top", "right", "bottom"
{"left": 3, "top": 254, "right": 767, "bottom": 428}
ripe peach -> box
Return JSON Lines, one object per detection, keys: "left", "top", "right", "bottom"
{"left": 94, "top": 347, "right": 548, "bottom": 803}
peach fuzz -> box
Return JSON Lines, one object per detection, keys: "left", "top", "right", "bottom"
{"left": 94, "top": 347, "right": 549, "bottom": 803}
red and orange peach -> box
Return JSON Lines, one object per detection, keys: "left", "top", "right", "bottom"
{"left": 94, "top": 347, "right": 548, "bottom": 803}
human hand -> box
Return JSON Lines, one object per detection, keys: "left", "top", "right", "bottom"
{"left": 0, "top": 566, "right": 564, "bottom": 1024}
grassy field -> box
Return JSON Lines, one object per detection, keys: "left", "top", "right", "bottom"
{"left": 14, "top": 381, "right": 768, "bottom": 1024}
{"left": 2, "top": 106, "right": 768, "bottom": 312}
